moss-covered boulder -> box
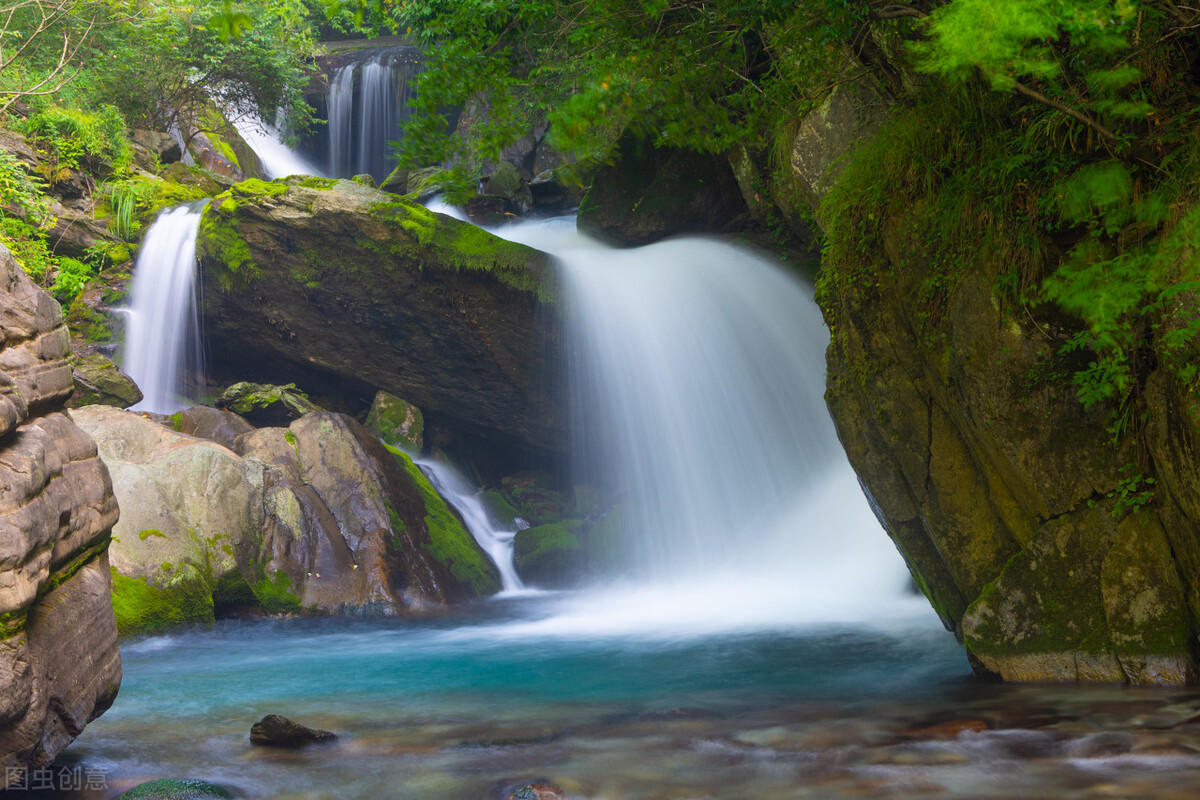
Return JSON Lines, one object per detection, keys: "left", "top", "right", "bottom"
{"left": 67, "top": 353, "right": 142, "bottom": 408}
{"left": 236, "top": 412, "right": 501, "bottom": 609}
{"left": 513, "top": 522, "right": 586, "bottom": 588}
{"left": 195, "top": 177, "right": 564, "bottom": 457}
{"left": 216, "top": 381, "right": 320, "bottom": 427}
{"left": 578, "top": 133, "right": 747, "bottom": 247}
{"left": 73, "top": 405, "right": 501, "bottom": 627}
{"left": 364, "top": 390, "right": 423, "bottom": 451}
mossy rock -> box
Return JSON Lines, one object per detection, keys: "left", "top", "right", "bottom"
{"left": 215, "top": 381, "right": 320, "bottom": 427}
{"left": 67, "top": 353, "right": 142, "bottom": 409}
{"left": 364, "top": 390, "right": 423, "bottom": 451}
{"left": 110, "top": 569, "right": 215, "bottom": 635}
{"left": 513, "top": 521, "right": 587, "bottom": 589}
{"left": 118, "top": 778, "right": 233, "bottom": 799}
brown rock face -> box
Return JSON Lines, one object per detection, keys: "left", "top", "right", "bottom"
{"left": 0, "top": 244, "right": 121, "bottom": 785}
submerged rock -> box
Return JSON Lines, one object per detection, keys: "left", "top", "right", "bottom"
{"left": 249, "top": 714, "right": 337, "bottom": 747}
{"left": 0, "top": 244, "right": 121, "bottom": 785}
{"left": 118, "top": 778, "right": 233, "bottom": 799}
{"left": 195, "top": 177, "right": 564, "bottom": 457}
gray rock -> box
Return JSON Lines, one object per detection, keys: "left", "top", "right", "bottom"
{"left": 249, "top": 713, "right": 336, "bottom": 747}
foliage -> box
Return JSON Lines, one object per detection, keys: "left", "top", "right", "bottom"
{"left": 16, "top": 103, "right": 130, "bottom": 184}
{"left": 0, "top": 150, "right": 51, "bottom": 222}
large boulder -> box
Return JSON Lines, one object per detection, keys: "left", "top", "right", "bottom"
{"left": 0, "top": 244, "right": 121, "bottom": 786}
{"left": 195, "top": 178, "right": 564, "bottom": 456}
{"left": 577, "top": 133, "right": 748, "bottom": 247}
{"left": 66, "top": 353, "right": 142, "bottom": 409}
{"left": 821, "top": 204, "right": 1198, "bottom": 684}
{"left": 73, "top": 406, "right": 500, "bottom": 628}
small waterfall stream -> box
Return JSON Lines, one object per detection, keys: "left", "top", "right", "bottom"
{"left": 231, "top": 114, "right": 325, "bottom": 179}
{"left": 416, "top": 458, "right": 529, "bottom": 595}
{"left": 122, "top": 202, "right": 207, "bottom": 414}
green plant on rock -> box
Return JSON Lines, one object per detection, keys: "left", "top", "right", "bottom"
{"left": 17, "top": 104, "right": 132, "bottom": 185}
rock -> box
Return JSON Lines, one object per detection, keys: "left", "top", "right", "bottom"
{"left": 364, "top": 390, "right": 423, "bottom": 451}
{"left": 506, "top": 783, "right": 567, "bottom": 800}
{"left": 195, "top": 177, "right": 564, "bottom": 457}
{"left": 380, "top": 166, "right": 408, "bottom": 194}
{"left": 73, "top": 406, "right": 502, "bottom": 626}
{"left": 790, "top": 77, "right": 892, "bottom": 209}
{"left": 237, "top": 412, "right": 502, "bottom": 611}
{"left": 350, "top": 173, "right": 377, "bottom": 188}
{"left": 118, "top": 778, "right": 233, "bottom": 799}
{"left": 67, "top": 353, "right": 143, "bottom": 408}
{"left": 216, "top": 381, "right": 321, "bottom": 427}
{"left": 44, "top": 200, "right": 124, "bottom": 259}
{"left": 249, "top": 713, "right": 337, "bottom": 747}
{"left": 480, "top": 161, "right": 533, "bottom": 214}
{"left": 70, "top": 405, "right": 267, "bottom": 633}
{"left": 513, "top": 521, "right": 586, "bottom": 589}
{"left": 0, "top": 244, "right": 121, "bottom": 786}
{"left": 577, "top": 133, "right": 748, "bottom": 247}
{"left": 172, "top": 405, "right": 254, "bottom": 450}
{"left": 820, "top": 170, "right": 1198, "bottom": 683}
{"left": 130, "top": 129, "right": 183, "bottom": 165}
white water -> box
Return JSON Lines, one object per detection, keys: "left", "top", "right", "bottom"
{"left": 324, "top": 49, "right": 418, "bottom": 182}
{"left": 487, "top": 217, "right": 932, "bottom": 634}
{"left": 231, "top": 114, "right": 324, "bottom": 179}
{"left": 123, "top": 203, "right": 207, "bottom": 414}
{"left": 415, "top": 457, "right": 531, "bottom": 595}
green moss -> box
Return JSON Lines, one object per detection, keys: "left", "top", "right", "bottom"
{"left": 284, "top": 429, "right": 297, "bottom": 447}
{"left": 385, "top": 444, "right": 501, "bottom": 595}
{"left": 139, "top": 528, "right": 167, "bottom": 541}
{"left": 118, "top": 778, "right": 232, "bottom": 800}
{"left": 198, "top": 199, "right": 259, "bottom": 291}
{"left": 482, "top": 490, "right": 521, "bottom": 526}
{"left": 297, "top": 176, "right": 338, "bottom": 190}
{"left": 369, "top": 200, "right": 555, "bottom": 304}
{"left": 513, "top": 521, "right": 586, "bottom": 588}
{"left": 230, "top": 177, "right": 289, "bottom": 199}
{"left": 251, "top": 570, "right": 302, "bottom": 614}
{"left": 110, "top": 568, "right": 215, "bottom": 635}
{"left": 207, "top": 131, "right": 241, "bottom": 169}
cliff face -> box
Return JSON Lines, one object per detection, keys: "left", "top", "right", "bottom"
{"left": 0, "top": 244, "right": 121, "bottom": 784}
{"left": 749, "top": 62, "right": 1200, "bottom": 683}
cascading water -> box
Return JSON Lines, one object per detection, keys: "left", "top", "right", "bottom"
{"left": 490, "top": 217, "right": 925, "bottom": 633}
{"left": 231, "top": 114, "right": 324, "bottom": 179}
{"left": 122, "top": 203, "right": 207, "bottom": 414}
{"left": 416, "top": 457, "right": 529, "bottom": 594}
{"left": 317, "top": 48, "right": 418, "bottom": 182}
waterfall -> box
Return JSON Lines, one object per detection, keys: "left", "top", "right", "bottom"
{"left": 416, "top": 458, "right": 529, "bottom": 594}
{"left": 491, "top": 218, "right": 918, "bottom": 632}
{"left": 123, "top": 203, "right": 207, "bottom": 414}
{"left": 318, "top": 48, "right": 418, "bottom": 182}
{"left": 230, "top": 114, "right": 324, "bottom": 179}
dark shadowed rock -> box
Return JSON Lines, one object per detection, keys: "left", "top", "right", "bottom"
{"left": 250, "top": 714, "right": 337, "bottom": 747}
{"left": 195, "top": 178, "right": 564, "bottom": 456}
{"left": 578, "top": 133, "right": 747, "bottom": 247}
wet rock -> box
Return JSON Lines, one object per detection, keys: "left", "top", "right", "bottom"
{"left": 249, "top": 714, "right": 337, "bottom": 747}
{"left": 195, "top": 178, "right": 564, "bottom": 456}
{"left": 216, "top": 382, "right": 321, "bottom": 427}
{"left": 118, "top": 778, "right": 233, "bottom": 799}
{"left": 67, "top": 353, "right": 143, "bottom": 408}
{"left": 491, "top": 779, "right": 568, "bottom": 800}
{"left": 1067, "top": 731, "right": 1136, "bottom": 758}
{"left": 901, "top": 719, "right": 989, "bottom": 740}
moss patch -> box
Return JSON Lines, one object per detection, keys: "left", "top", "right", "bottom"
{"left": 513, "top": 521, "right": 586, "bottom": 588}
{"left": 110, "top": 568, "right": 215, "bottom": 635}
{"left": 118, "top": 778, "right": 232, "bottom": 800}
{"left": 252, "top": 570, "right": 302, "bottom": 614}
